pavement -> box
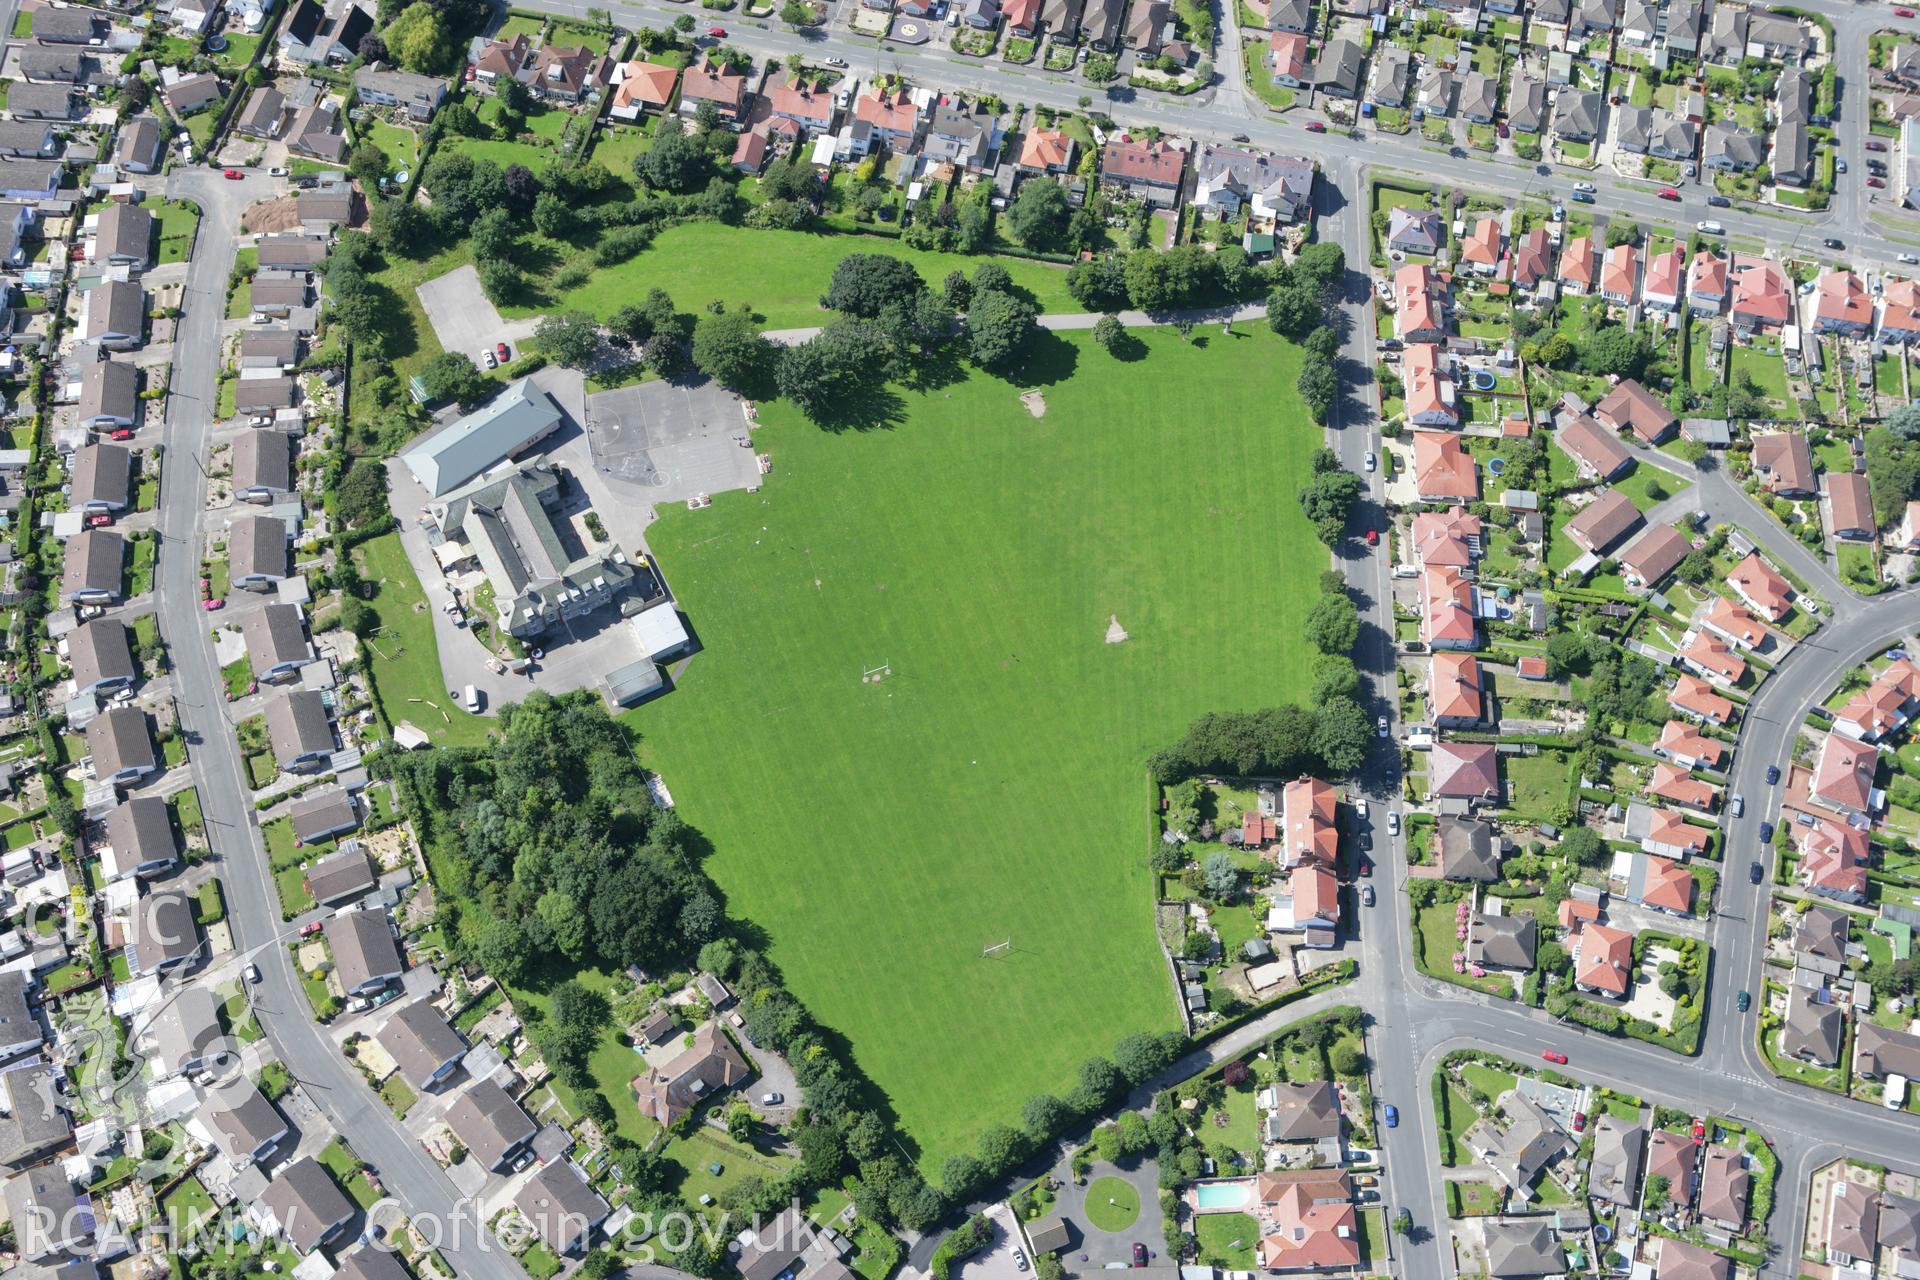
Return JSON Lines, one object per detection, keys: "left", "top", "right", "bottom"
{"left": 415, "top": 264, "right": 544, "bottom": 368}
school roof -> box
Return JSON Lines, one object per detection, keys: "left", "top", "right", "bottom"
{"left": 402, "top": 377, "right": 564, "bottom": 497}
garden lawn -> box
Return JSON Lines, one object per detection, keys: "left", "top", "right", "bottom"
{"left": 631, "top": 326, "right": 1320, "bottom": 1171}
{"left": 528, "top": 222, "right": 1081, "bottom": 329}
{"left": 1195, "top": 1213, "right": 1257, "bottom": 1267}
{"left": 356, "top": 530, "right": 494, "bottom": 748}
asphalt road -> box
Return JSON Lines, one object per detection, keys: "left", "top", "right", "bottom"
{"left": 157, "top": 168, "right": 524, "bottom": 1280}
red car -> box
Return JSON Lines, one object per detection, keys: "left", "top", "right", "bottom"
{"left": 495, "top": 341, "right": 511, "bottom": 363}
{"left": 222, "top": 168, "right": 242, "bottom": 179}
{"left": 1869, "top": 140, "right": 1890, "bottom": 151}
{"left": 1541, "top": 1050, "right": 1568, "bottom": 1064}
{"left": 1898, "top": 7, "right": 1915, "bottom": 16}
{"left": 1657, "top": 187, "right": 1681, "bottom": 200}
{"left": 1869, "top": 176, "right": 1887, "bottom": 188}
{"left": 86, "top": 513, "right": 112, "bottom": 527}
{"left": 300, "top": 920, "right": 324, "bottom": 937}
{"left": 707, "top": 24, "right": 727, "bottom": 35}
{"left": 1306, "top": 121, "right": 1327, "bottom": 132}
{"left": 1572, "top": 1111, "right": 1588, "bottom": 1132}
{"left": 109, "top": 428, "right": 134, "bottom": 440}
{"left": 1691, "top": 1119, "right": 1707, "bottom": 1142}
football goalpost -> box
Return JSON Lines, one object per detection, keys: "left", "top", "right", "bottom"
{"left": 982, "top": 937, "right": 1012, "bottom": 959}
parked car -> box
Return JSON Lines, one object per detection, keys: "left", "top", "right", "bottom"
{"left": 1570, "top": 190, "right": 1595, "bottom": 203}
{"left": 1383, "top": 1105, "right": 1399, "bottom": 1128}
{"left": 1696, "top": 220, "right": 1724, "bottom": 234}
{"left": 1355, "top": 797, "right": 1369, "bottom": 819}
{"left": 1837, "top": 159, "right": 1848, "bottom": 173}
{"left": 1750, "top": 861, "right": 1764, "bottom": 885}
{"left": 245, "top": 964, "right": 262, "bottom": 984}
{"left": 1657, "top": 187, "right": 1681, "bottom": 200}
{"left": 824, "top": 56, "right": 847, "bottom": 66}
{"left": 481, "top": 349, "right": 496, "bottom": 369}
{"left": 86, "top": 513, "right": 112, "bottom": 527}
{"left": 110, "top": 428, "right": 135, "bottom": 440}
{"left": 1707, "top": 194, "right": 1731, "bottom": 207}
{"left": 1731, "top": 793, "right": 1745, "bottom": 817}
{"left": 1899, "top": 6, "right": 1916, "bottom": 16}
{"left": 1736, "top": 990, "right": 1751, "bottom": 1012}
{"left": 1387, "top": 811, "right": 1400, "bottom": 836}
{"left": 1541, "top": 1050, "right": 1568, "bottom": 1064}
{"left": 1572, "top": 1111, "right": 1587, "bottom": 1132}
{"left": 301, "top": 920, "right": 324, "bottom": 937}
{"left": 1869, "top": 177, "right": 1887, "bottom": 188}
{"left": 1132, "top": 1245, "right": 1149, "bottom": 1268}
{"left": 1573, "top": 181, "right": 1596, "bottom": 193}
{"left": 706, "top": 24, "right": 727, "bottom": 35}
{"left": 268, "top": 166, "right": 289, "bottom": 177}
{"left": 1358, "top": 857, "right": 1372, "bottom": 878}
{"left": 1869, "top": 139, "right": 1891, "bottom": 152}
{"left": 1691, "top": 1119, "right": 1707, "bottom": 1141}
{"left": 1012, "top": 1250, "right": 1028, "bottom": 1273}
{"left": 1365, "top": 450, "right": 1377, "bottom": 471}
{"left": 495, "top": 341, "right": 512, "bottom": 363}
{"left": 1376, "top": 715, "right": 1389, "bottom": 738}
{"left": 1759, "top": 820, "right": 1774, "bottom": 842}
{"left": 222, "top": 168, "right": 243, "bottom": 179}
{"left": 762, "top": 1092, "right": 784, "bottom": 1105}
{"left": 1765, "top": 765, "right": 1780, "bottom": 784}
{"left": 1365, "top": 529, "right": 1379, "bottom": 545}
{"left": 1360, "top": 884, "right": 1375, "bottom": 907}
{"left": 1902, "top": 253, "right": 1920, "bottom": 265}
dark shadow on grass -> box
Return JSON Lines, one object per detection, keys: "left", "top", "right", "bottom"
{"left": 1002, "top": 327, "right": 1079, "bottom": 388}
{"left": 898, "top": 343, "right": 972, "bottom": 396}
{"left": 806, "top": 380, "right": 907, "bottom": 432}
{"left": 1104, "top": 331, "right": 1150, "bottom": 361}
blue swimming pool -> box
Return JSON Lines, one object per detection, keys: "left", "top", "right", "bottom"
{"left": 1194, "top": 1182, "right": 1251, "bottom": 1210}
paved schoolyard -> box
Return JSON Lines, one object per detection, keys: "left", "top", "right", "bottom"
{"left": 415, "top": 264, "right": 544, "bottom": 366}
{"left": 580, "top": 376, "right": 761, "bottom": 503}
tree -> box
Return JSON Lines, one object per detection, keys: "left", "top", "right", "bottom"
{"left": 347, "top": 143, "right": 389, "bottom": 186}
{"left": 532, "top": 310, "right": 600, "bottom": 369}
{"left": 1329, "top": 1041, "right": 1366, "bottom": 1075}
{"left": 977, "top": 1124, "right": 1026, "bottom": 1173}
{"left": 1067, "top": 255, "right": 1130, "bottom": 312}
{"left": 1560, "top": 825, "right": 1607, "bottom": 868}
{"left": 1071, "top": 1057, "right": 1122, "bottom": 1112}
{"left": 966, "top": 287, "right": 1037, "bottom": 369}
{"left": 1303, "top": 593, "right": 1360, "bottom": 655}
{"left": 1021, "top": 1093, "right": 1069, "bottom": 1138}
{"left": 339, "top": 596, "right": 377, "bottom": 638}
{"left": 1083, "top": 52, "right": 1118, "bottom": 82}
{"left": 357, "top": 31, "right": 389, "bottom": 62}
{"left": 1092, "top": 314, "right": 1127, "bottom": 354}
{"left": 1889, "top": 404, "right": 1920, "bottom": 441}
{"left": 1644, "top": 1174, "right": 1671, "bottom": 1212}
{"left": 1304, "top": 325, "right": 1340, "bottom": 364}
{"left": 1202, "top": 852, "right": 1238, "bottom": 901}
{"left": 1297, "top": 469, "right": 1361, "bottom": 543}
{"left": 693, "top": 308, "right": 775, "bottom": 389}
{"left": 636, "top": 122, "right": 714, "bottom": 193}
{"left": 1392, "top": 1210, "right": 1413, "bottom": 1236}
{"left": 1266, "top": 283, "right": 1325, "bottom": 339}
{"left": 1310, "top": 696, "right": 1372, "bottom": 774}
{"left": 495, "top": 75, "right": 533, "bottom": 118}
{"left": 470, "top": 207, "right": 517, "bottom": 263}
{"left": 641, "top": 333, "right": 687, "bottom": 378}
{"left": 1298, "top": 361, "right": 1339, "bottom": 426}
{"left": 384, "top": 2, "right": 452, "bottom": 73}
{"left": 1579, "top": 325, "right": 1653, "bottom": 380}
{"left": 781, "top": 0, "right": 813, "bottom": 22}
{"left": 1292, "top": 242, "right": 1346, "bottom": 298}
{"left": 415, "top": 351, "right": 491, "bottom": 407}
{"left": 503, "top": 163, "right": 540, "bottom": 215}
{"left": 942, "top": 1154, "right": 986, "bottom": 1200}
{"left": 779, "top": 320, "right": 878, "bottom": 418}
{"left": 824, "top": 253, "right": 927, "bottom": 318}
{"left": 1092, "top": 1123, "right": 1124, "bottom": 1163}
{"left": 1311, "top": 653, "right": 1361, "bottom": 703}
{"left": 368, "top": 197, "right": 429, "bottom": 255}
{"left": 337, "top": 457, "right": 389, "bottom": 528}
{"left": 1006, "top": 178, "right": 1073, "bottom": 252}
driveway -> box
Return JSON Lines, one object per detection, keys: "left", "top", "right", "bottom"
{"left": 415, "top": 264, "right": 544, "bottom": 367}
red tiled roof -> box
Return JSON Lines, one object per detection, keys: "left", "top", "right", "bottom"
{"left": 1430, "top": 652, "right": 1483, "bottom": 722}
{"left": 1017, "top": 127, "right": 1073, "bottom": 170}
{"left": 1575, "top": 922, "right": 1634, "bottom": 994}
{"left": 1639, "top": 855, "right": 1694, "bottom": 913}
{"left": 1682, "top": 631, "right": 1746, "bottom": 684}
{"left": 1701, "top": 595, "right": 1766, "bottom": 648}
{"left": 1670, "top": 674, "right": 1734, "bottom": 724}
{"left": 1800, "top": 818, "right": 1870, "bottom": 897}
{"left": 1412, "top": 430, "right": 1477, "bottom": 499}
{"left": 1729, "top": 552, "right": 1795, "bottom": 619}
{"left": 1812, "top": 733, "right": 1879, "bottom": 813}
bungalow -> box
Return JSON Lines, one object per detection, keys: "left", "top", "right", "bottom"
{"left": 1781, "top": 988, "right": 1844, "bottom": 1066}
{"left": 1559, "top": 235, "right": 1598, "bottom": 294}
{"left": 1412, "top": 430, "right": 1477, "bottom": 501}
{"left": 1827, "top": 471, "right": 1874, "bottom": 541}
{"left": 1429, "top": 652, "right": 1484, "bottom": 727}
{"left": 1700, "top": 594, "right": 1768, "bottom": 651}
{"left": 1386, "top": 207, "right": 1444, "bottom": 256}
{"left": 68, "top": 616, "right": 136, "bottom": 699}
{"left": 1563, "top": 489, "right": 1643, "bottom": 556}
{"left": 1395, "top": 263, "right": 1447, "bottom": 343}
{"left": 1311, "top": 38, "right": 1364, "bottom": 100}
{"left": 1418, "top": 66, "right": 1455, "bottom": 119}
{"left": 242, "top": 603, "right": 313, "bottom": 683}
{"left": 1811, "top": 732, "right": 1881, "bottom": 818}
{"left": 1573, "top": 921, "right": 1634, "bottom": 996}
{"left": 1124, "top": 0, "right": 1169, "bottom": 50}
{"left": 1753, "top": 432, "right": 1817, "bottom": 498}
{"left": 324, "top": 909, "right": 404, "bottom": 996}
{"left": 233, "top": 430, "right": 293, "bottom": 503}
{"left": 259, "top": 1158, "right": 355, "bottom": 1254}
{"left": 1458, "top": 71, "right": 1497, "bottom": 124}
{"left": 92, "top": 203, "right": 151, "bottom": 272}
{"left": 257, "top": 234, "right": 327, "bottom": 271}
{"left": 1854, "top": 1023, "right": 1920, "bottom": 1083}
{"left": 1671, "top": 674, "right": 1735, "bottom": 725}
{"left": 1404, "top": 344, "right": 1458, "bottom": 427}
{"left": 1800, "top": 819, "right": 1870, "bottom": 903}
{"left": 1461, "top": 217, "right": 1502, "bottom": 275}
{"left": 264, "top": 689, "right": 333, "bottom": 773}
{"left": 1430, "top": 742, "right": 1500, "bottom": 805}
{"left": 1553, "top": 89, "right": 1602, "bottom": 143}
{"left": 1619, "top": 524, "right": 1691, "bottom": 590}
{"left": 159, "top": 70, "right": 221, "bottom": 118}
{"left": 1595, "top": 378, "right": 1676, "bottom": 444}
{"left": 444, "top": 1080, "right": 537, "bottom": 1170}
{"left": 1698, "top": 1146, "right": 1752, "bottom": 1233}
{"left": 1368, "top": 45, "right": 1410, "bottom": 108}
{"left": 116, "top": 116, "right": 163, "bottom": 174}
{"left": 1704, "top": 121, "right": 1765, "bottom": 171}
{"left": 80, "top": 280, "right": 144, "bottom": 350}
{"left": 235, "top": 86, "right": 286, "bottom": 138}
{"left": 1656, "top": 720, "right": 1724, "bottom": 770}
{"left": 1642, "top": 246, "right": 1686, "bottom": 312}
{"left": 1420, "top": 564, "right": 1480, "bottom": 650}
{"left": 1508, "top": 74, "right": 1547, "bottom": 133}
{"left": 1834, "top": 660, "right": 1920, "bottom": 741}
{"left": 1627, "top": 853, "right": 1694, "bottom": 915}
{"left": 78, "top": 358, "right": 138, "bottom": 431}
{"left": 0, "top": 122, "right": 55, "bottom": 161}
{"left": 1730, "top": 254, "right": 1792, "bottom": 332}
{"left": 1649, "top": 760, "right": 1718, "bottom": 812}
{"left": 71, "top": 442, "right": 131, "bottom": 515}
{"left": 1680, "top": 631, "right": 1746, "bottom": 686}
{"left": 7, "top": 83, "right": 77, "bottom": 121}
{"left": 610, "top": 61, "right": 680, "bottom": 120}
{"left": 1411, "top": 506, "right": 1482, "bottom": 568}
{"left": 305, "top": 847, "right": 376, "bottom": 905}
{"left": 376, "top": 1001, "right": 468, "bottom": 1093}
{"left": 1748, "top": 11, "right": 1812, "bottom": 60}
{"left": 1557, "top": 414, "right": 1635, "bottom": 481}
{"left": 62, "top": 528, "right": 123, "bottom": 605}
{"left": 1268, "top": 0, "right": 1311, "bottom": 29}
{"left": 1729, "top": 552, "right": 1796, "bottom": 619}
{"left": 514, "top": 1162, "right": 610, "bottom": 1257}
{"left": 1600, "top": 243, "right": 1639, "bottom": 306}
{"left": 291, "top": 787, "right": 360, "bottom": 844}
{"left": 1688, "top": 251, "right": 1729, "bottom": 313}
{"left": 1511, "top": 228, "right": 1552, "bottom": 290}
{"left": 1813, "top": 270, "right": 1873, "bottom": 338}
{"left": 87, "top": 705, "right": 155, "bottom": 788}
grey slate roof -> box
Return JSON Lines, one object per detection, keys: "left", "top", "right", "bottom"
{"left": 375, "top": 1000, "right": 467, "bottom": 1089}
{"left": 0, "top": 1063, "right": 72, "bottom": 1164}
{"left": 402, "top": 377, "right": 565, "bottom": 497}
{"left": 1588, "top": 1114, "right": 1645, "bottom": 1205}
{"left": 131, "top": 887, "right": 198, "bottom": 972}
{"left": 1482, "top": 1218, "right": 1566, "bottom": 1278}
{"left": 1438, "top": 816, "right": 1501, "bottom": 880}
{"left": 70, "top": 442, "right": 131, "bottom": 509}
{"left": 103, "top": 795, "right": 174, "bottom": 877}
{"left": 241, "top": 602, "right": 311, "bottom": 676}
{"left": 6, "top": 83, "right": 78, "bottom": 119}
{"left": 1553, "top": 89, "right": 1601, "bottom": 138}
{"left": 264, "top": 688, "right": 330, "bottom": 766}
{"left": 115, "top": 116, "right": 162, "bottom": 170}
{"left": 3, "top": 1167, "right": 88, "bottom": 1260}
{"left": 78, "top": 358, "right": 137, "bottom": 423}
{"left": 445, "top": 1078, "right": 537, "bottom": 1170}
{"left": 324, "top": 909, "right": 402, "bottom": 991}
{"left": 1781, "top": 988, "right": 1844, "bottom": 1065}
{"left": 256, "top": 234, "right": 327, "bottom": 269}
{"left": 62, "top": 528, "right": 123, "bottom": 599}
{"left": 305, "top": 846, "right": 376, "bottom": 904}
{"left": 235, "top": 376, "right": 296, "bottom": 412}
{"left": 228, "top": 512, "right": 287, "bottom": 583}
{"left": 68, "top": 616, "right": 134, "bottom": 693}
{"left": 261, "top": 1156, "right": 354, "bottom": 1252}
{"left": 290, "top": 786, "right": 358, "bottom": 843}
{"left": 233, "top": 428, "right": 293, "bottom": 493}
{"left": 31, "top": 7, "right": 103, "bottom": 41}
{"left": 1311, "top": 38, "right": 1364, "bottom": 97}
{"left": 1468, "top": 912, "right": 1537, "bottom": 969}
{"left": 1264, "top": 1081, "right": 1341, "bottom": 1141}
{"left": 513, "top": 1161, "right": 609, "bottom": 1255}
{"left": 82, "top": 279, "right": 144, "bottom": 343}
{"left": 144, "top": 983, "right": 222, "bottom": 1076}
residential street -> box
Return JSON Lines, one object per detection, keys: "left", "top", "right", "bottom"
{"left": 154, "top": 168, "right": 525, "bottom": 1280}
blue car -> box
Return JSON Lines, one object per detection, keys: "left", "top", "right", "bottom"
{"left": 1384, "top": 1105, "right": 1399, "bottom": 1128}
{"left": 1765, "top": 765, "right": 1780, "bottom": 785}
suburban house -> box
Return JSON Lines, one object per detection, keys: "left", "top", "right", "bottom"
{"left": 1810, "top": 732, "right": 1881, "bottom": 817}
{"left": 609, "top": 60, "right": 680, "bottom": 120}
{"left": 242, "top": 603, "right": 314, "bottom": 683}
{"left": 78, "top": 359, "right": 139, "bottom": 431}
{"left": 71, "top": 443, "right": 131, "bottom": 515}
{"left": 264, "top": 689, "right": 334, "bottom": 774}
{"left": 1594, "top": 378, "right": 1677, "bottom": 444}
{"left": 1642, "top": 246, "right": 1686, "bottom": 311}
{"left": 100, "top": 796, "right": 177, "bottom": 881}
{"left": 80, "top": 280, "right": 145, "bottom": 350}
{"left": 259, "top": 1158, "right": 355, "bottom": 1254}
{"left": 1799, "top": 819, "right": 1870, "bottom": 903}
{"left": 1619, "top": 524, "right": 1691, "bottom": 590}
{"left": 1572, "top": 922, "right": 1634, "bottom": 997}
{"left": 62, "top": 528, "right": 124, "bottom": 606}
{"left": 1387, "top": 207, "right": 1444, "bottom": 256}
{"left": 68, "top": 617, "right": 136, "bottom": 700}
{"left": 1833, "top": 660, "right": 1920, "bottom": 740}
{"left": 324, "top": 909, "right": 405, "bottom": 996}
{"left": 1252, "top": 1171, "right": 1361, "bottom": 1271}
{"left": 1752, "top": 431, "right": 1817, "bottom": 498}
{"left": 1429, "top": 653, "right": 1484, "bottom": 727}
{"left": 1730, "top": 255, "right": 1792, "bottom": 331}
{"left": 1700, "top": 595, "right": 1768, "bottom": 652}
{"left": 678, "top": 58, "right": 750, "bottom": 123}
{"left": 1688, "top": 251, "right": 1729, "bottom": 313}
{"left": 1429, "top": 742, "right": 1500, "bottom": 805}
{"left": 376, "top": 1001, "right": 468, "bottom": 1092}
{"left": 132, "top": 889, "right": 200, "bottom": 974}
{"left": 1813, "top": 270, "right": 1873, "bottom": 337}
{"left": 227, "top": 514, "right": 288, "bottom": 592}
{"left": 1412, "top": 431, "right": 1477, "bottom": 503}
{"left": 1729, "top": 552, "right": 1795, "bottom": 619}
{"left": 353, "top": 66, "right": 447, "bottom": 120}
{"left": 1559, "top": 235, "right": 1597, "bottom": 294}
{"left": 1827, "top": 471, "right": 1874, "bottom": 541}
{"left": 1600, "top": 243, "right": 1639, "bottom": 306}
{"left": 631, "top": 1021, "right": 752, "bottom": 1125}
{"left": 1099, "top": 136, "right": 1187, "bottom": 205}
{"left": 445, "top": 1079, "right": 537, "bottom": 1170}
{"left": 1394, "top": 263, "right": 1447, "bottom": 342}
{"left": 1563, "top": 489, "right": 1643, "bottom": 556}
{"left": 195, "top": 1082, "right": 288, "bottom": 1165}
{"left": 1879, "top": 278, "right": 1920, "bottom": 344}
{"left": 1403, "top": 344, "right": 1458, "bottom": 427}
{"left": 1679, "top": 631, "right": 1746, "bottom": 687}
{"left": 1557, "top": 415, "right": 1634, "bottom": 481}
{"left": 513, "top": 1162, "right": 610, "bottom": 1257}
{"left": 92, "top": 203, "right": 152, "bottom": 271}
{"left": 305, "top": 847, "right": 376, "bottom": 905}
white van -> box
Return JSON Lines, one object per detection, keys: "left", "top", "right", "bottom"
{"left": 462, "top": 684, "right": 481, "bottom": 712}
{"left": 1696, "top": 220, "right": 1725, "bottom": 235}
